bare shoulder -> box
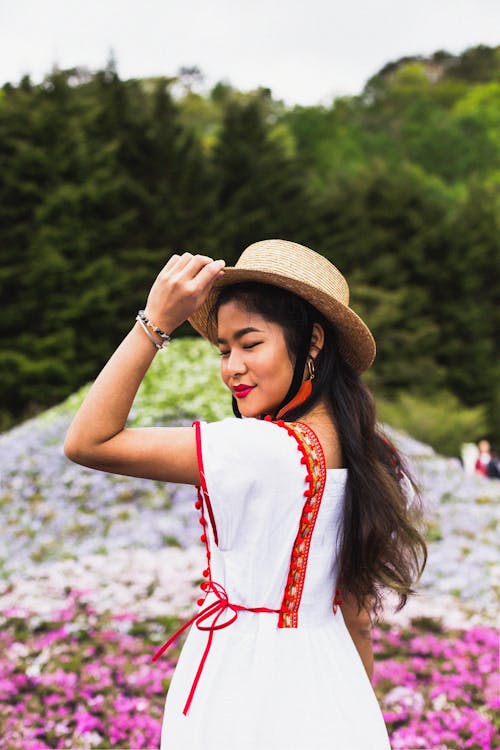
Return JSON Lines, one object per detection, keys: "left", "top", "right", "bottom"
{"left": 64, "top": 425, "right": 199, "bottom": 485}
{"left": 298, "top": 415, "right": 345, "bottom": 470}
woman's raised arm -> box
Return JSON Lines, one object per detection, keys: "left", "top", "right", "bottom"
{"left": 63, "top": 253, "right": 225, "bottom": 485}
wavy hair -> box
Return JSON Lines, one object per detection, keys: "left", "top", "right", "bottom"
{"left": 213, "top": 282, "right": 427, "bottom": 618}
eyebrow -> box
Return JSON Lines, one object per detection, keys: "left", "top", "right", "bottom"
{"left": 216, "top": 327, "right": 264, "bottom": 345}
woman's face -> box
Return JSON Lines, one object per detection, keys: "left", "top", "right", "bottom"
{"left": 216, "top": 300, "right": 294, "bottom": 418}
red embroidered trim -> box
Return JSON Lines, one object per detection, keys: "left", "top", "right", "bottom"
{"left": 264, "top": 417, "right": 328, "bottom": 628}
{"left": 193, "top": 421, "right": 218, "bottom": 546}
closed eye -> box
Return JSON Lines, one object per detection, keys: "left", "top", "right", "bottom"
{"left": 243, "top": 342, "right": 261, "bottom": 349}
{"left": 218, "top": 342, "right": 261, "bottom": 357}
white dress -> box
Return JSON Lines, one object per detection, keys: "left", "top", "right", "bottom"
{"left": 159, "top": 417, "right": 391, "bottom": 750}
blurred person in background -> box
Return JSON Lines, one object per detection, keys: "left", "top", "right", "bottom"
{"left": 475, "top": 439, "right": 492, "bottom": 476}
{"left": 486, "top": 449, "right": 500, "bottom": 479}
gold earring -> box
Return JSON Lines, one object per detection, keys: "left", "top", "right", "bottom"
{"left": 306, "top": 356, "right": 315, "bottom": 381}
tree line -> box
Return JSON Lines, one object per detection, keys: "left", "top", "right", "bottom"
{"left": 1, "top": 46, "right": 499, "bottom": 447}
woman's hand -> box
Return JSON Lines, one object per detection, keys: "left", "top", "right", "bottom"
{"left": 143, "top": 253, "right": 225, "bottom": 334}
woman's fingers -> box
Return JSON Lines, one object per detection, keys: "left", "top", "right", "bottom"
{"left": 169, "top": 253, "right": 225, "bottom": 294}
{"left": 159, "top": 252, "right": 213, "bottom": 282}
{"left": 162, "top": 253, "right": 181, "bottom": 271}
{"left": 169, "top": 252, "right": 194, "bottom": 273}
{"left": 174, "top": 253, "right": 218, "bottom": 279}
{"left": 144, "top": 252, "right": 225, "bottom": 334}
{"left": 156, "top": 252, "right": 194, "bottom": 279}
{"left": 195, "top": 258, "right": 225, "bottom": 292}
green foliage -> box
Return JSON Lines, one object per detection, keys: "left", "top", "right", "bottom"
{"left": 52, "top": 337, "right": 233, "bottom": 425}
{"left": 353, "top": 282, "right": 445, "bottom": 396}
{"left": 127, "top": 337, "right": 232, "bottom": 425}
{"left": 376, "top": 389, "right": 488, "bottom": 457}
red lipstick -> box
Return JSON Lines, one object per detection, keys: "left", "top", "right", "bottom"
{"left": 233, "top": 384, "right": 255, "bottom": 398}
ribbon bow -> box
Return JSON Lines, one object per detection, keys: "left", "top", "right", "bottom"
{"left": 152, "top": 580, "right": 280, "bottom": 715}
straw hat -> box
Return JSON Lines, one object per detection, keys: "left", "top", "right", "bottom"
{"left": 188, "top": 239, "right": 376, "bottom": 374}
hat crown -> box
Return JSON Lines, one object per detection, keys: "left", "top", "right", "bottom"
{"left": 236, "top": 240, "right": 350, "bottom": 306}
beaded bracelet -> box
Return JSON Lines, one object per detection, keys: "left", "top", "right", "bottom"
{"left": 135, "top": 310, "right": 171, "bottom": 351}
{"left": 137, "top": 310, "right": 171, "bottom": 342}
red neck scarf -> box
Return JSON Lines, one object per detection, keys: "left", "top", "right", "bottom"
{"left": 272, "top": 378, "right": 313, "bottom": 421}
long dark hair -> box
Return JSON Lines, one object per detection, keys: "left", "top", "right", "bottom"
{"left": 213, "top": 282, "right": 427, "bottom": 618}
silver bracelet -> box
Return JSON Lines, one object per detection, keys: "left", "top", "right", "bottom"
{"left": 135, "top": 315, "right": 168, "bottom": 351}
{"left": 137, "top": 309, "right": 171, "bottom": 343}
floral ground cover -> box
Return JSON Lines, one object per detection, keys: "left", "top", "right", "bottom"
{"left": 373, "top": 620, "right": 499, "bottom": 750}
{"left": 0, "top": 590, "right": 180, "bottom": 750}
{"left": 1, "top": 337, "right": 499, "bottom": 748}
{"left": 0, "top": 591, "right": 497, "bottom": 750}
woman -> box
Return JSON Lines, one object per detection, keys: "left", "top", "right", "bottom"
{"left": 64, "top": 239, "right": 427, "bottom": 749}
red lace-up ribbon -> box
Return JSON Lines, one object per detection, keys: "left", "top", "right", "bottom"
{"left": 151, "top": 580, "right": 279, "bottom": 715}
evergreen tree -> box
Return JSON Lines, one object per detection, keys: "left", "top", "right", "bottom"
{"left": 208, "top": 94, "right": 316, "bottom": 260}
{"left": 0, "top": 70, "right": 89, "bottom": 417}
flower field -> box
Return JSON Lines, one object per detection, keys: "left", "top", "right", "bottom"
{"left": 1, "top": 338, "right": 499, "bottom": 749}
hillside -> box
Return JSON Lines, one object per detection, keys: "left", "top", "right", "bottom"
{"left": 1, "top": 338, "right": 498, "bottom": 623}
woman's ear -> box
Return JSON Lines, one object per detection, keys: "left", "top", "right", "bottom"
{"left": 309, "top": 322, "right": 325, "bottom": 360}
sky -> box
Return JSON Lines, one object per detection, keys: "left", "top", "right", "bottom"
{"left": 1, "top": 0, "right": 499, "bottom": 105}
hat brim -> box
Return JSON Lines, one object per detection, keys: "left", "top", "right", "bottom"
{"left": 188, "top": 267, "right": 376, "bottom": 374}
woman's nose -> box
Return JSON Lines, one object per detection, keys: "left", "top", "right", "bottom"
{"left": 226, "top": 349, "right": 247, "bottom": 375}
